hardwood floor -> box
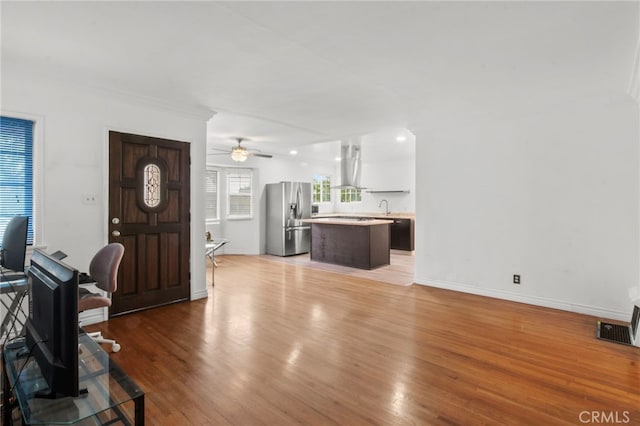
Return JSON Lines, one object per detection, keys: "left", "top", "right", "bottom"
{"left": 258, "top": 251, "right": 415, "bottom": 286}
{"left": 88, "top": 255, "right": 640, "bottom": 425}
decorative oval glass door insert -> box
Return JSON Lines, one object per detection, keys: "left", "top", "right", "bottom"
{"left": 143, "top": 163, "right": 161, "bottom": 207}
{"left": 136, "top": 157, "right": 168, "bottom": 212}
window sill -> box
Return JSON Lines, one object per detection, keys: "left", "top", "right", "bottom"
{"left": 226, "top": 216, "right": 253, "bottom": 221}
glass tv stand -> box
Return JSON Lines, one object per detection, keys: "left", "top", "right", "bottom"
{"left": 2, "top": 332, "right": 144, "bottom": 425}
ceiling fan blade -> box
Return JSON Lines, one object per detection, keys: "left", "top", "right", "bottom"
{"left": 209, "top": 139, "right": 273, "bottom": 160}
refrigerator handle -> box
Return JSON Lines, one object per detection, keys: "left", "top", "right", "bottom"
{"left": 296, "top": 185, "right": 303, "bottom": 219}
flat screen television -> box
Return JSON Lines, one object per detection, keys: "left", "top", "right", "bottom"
{"left": 24, "top": 248, "right": 80, "bottom": 398}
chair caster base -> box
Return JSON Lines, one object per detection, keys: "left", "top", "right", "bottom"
{"left": 85, "top": 331, "right": 121, "bottom": 352}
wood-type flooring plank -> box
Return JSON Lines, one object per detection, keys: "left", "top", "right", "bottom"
{"left": 87, "top": 255, "right": 640, "bottom": 425}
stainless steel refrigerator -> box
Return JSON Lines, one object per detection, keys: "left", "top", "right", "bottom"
{"left": 266, "top": 181, "right": 311, "bottom": 256}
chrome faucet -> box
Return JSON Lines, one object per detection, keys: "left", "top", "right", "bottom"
{"left": 378, "top": 199, "right": 389, "bottom": 215}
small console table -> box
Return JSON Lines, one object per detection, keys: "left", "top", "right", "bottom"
{"left": 205, "top": 238, "right": 230, "bottom": 286}
{"left": 2, "top": 333, "right": 144, "bottom": 425}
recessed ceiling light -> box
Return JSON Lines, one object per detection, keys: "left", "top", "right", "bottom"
{"left": 396, "top": 135, "right": 407, "bottom": 142}
{"left": 335, "top": 157, "right": 341, "bottom": 161}
{"left": 289, "top": 150, "right": 298, "bottom": 155}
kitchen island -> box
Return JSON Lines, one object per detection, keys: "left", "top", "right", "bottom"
{"left": 302, "top": 217, "right": 393, "bottom": 270}
{"left": 310, "top": 212, "right": 415, "bottom": 251}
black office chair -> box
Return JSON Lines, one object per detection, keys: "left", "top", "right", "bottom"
{"left": 0, "top": 215, "right": 29, "bottom": 342}
{"left": 0, "top": 215, "right": 29, "bottom": 281}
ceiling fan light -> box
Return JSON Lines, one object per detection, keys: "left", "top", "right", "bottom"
{"left": 231, "top": 146, "right": 248, "bottom": 162}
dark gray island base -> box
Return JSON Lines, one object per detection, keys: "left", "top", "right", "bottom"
{"left": 304, "top": 218, "right": 392, "bottom": 270}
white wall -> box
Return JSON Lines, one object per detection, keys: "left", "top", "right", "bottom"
{"left": 2, "top": 66, "right": 212, "bottom": 323}
{"left": 414, "top": 95, "right": 640, "bottom": 320}
{"left": 333, "top": 157, "right": 416, "bottom": 215}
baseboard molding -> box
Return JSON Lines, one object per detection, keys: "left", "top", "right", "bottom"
{"left": 414, "top": 277, "right": 629, "bottom": 321}
{"left": 191, "top": 288, "right": 209, "bottom": 300}
{"left": 227, "top": 250, "right": 261, "bottom": 256}
{"left": 390, "top": 249, "right": 415, "bottom": 256}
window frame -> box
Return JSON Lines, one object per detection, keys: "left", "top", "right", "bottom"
{"left": 312, "top": 175, "right": 332, "bottom": 204}
{"left": 339, "top": 188, "right": 362, "bottom": 204}
{"left": 205, "top": 166, "right": 220, "bottom": 223}
{"left": 0, "top": 112, "right": 42, "bottom": 246}
{"left": 226, "top": 168, "right": 253, "bottom": 220}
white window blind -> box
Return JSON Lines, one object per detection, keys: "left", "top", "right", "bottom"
{"left": 227, "top": 169, "right": 252, "bottom": 218}
{"left": 205, "top": 167, "right": 219, "bottom": 221}
{"left": 0, "top": 116, "right": 34, "bottom": 244}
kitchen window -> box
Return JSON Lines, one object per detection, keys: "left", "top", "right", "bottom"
{"left": 312, "top": 175, "right": 331, "bottom": 203}
{"left": 340, "top": 188, "right": 362, "bottom": 203}
{"left": 227, "top": 168, "right": 252, "bottom": 219}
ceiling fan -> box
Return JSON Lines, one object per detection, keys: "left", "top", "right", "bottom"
{"left": 209, "top": 138, "right": 273, "bottom": 162}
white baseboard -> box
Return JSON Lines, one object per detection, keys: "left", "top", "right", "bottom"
{"left": 414, "top": 277, "right": 629, "bottom": 321}
{"left": 390, "top": 249, "right": 415, "bottom": 256}
{"left": 225, "top": 250, "right": 260, "bottom": 256}
{"left": 191, "top": 288, "right": 209, "bottom": 300}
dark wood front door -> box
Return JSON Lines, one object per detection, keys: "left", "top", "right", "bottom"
{"left": 108, "top": 131, "right": 190, "bottom": 316}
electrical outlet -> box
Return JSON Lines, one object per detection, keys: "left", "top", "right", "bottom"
{"left": 513, "top": 274, "right": 521, "bottom": 285}
{"left": 82, "top": 193, "right": 97, "bottom": 205}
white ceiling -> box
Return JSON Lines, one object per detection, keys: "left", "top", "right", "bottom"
{"left": 2, "top": 2, "right": 637, "bottom": 162}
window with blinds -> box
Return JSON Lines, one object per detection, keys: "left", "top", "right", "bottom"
{"left": 205, "top": 167, "right": 219, "bottom": 222}
{"left": 227, "top": 169, "right": 252, "bottom": 219}
{"left": 0, "top": 116, "right": 34, "bottom": 244}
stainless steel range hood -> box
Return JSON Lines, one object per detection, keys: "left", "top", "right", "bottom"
{"left": 334, "top": 139, "right": 366, "bottom": 189}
